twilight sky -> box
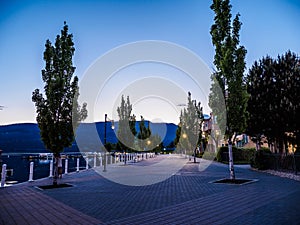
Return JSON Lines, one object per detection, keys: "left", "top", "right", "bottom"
{"left": 0, "top": 0, "right": 299, "bottom": 125}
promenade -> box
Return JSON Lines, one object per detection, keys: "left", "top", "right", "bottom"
{"left": 0, "top": 154, "right": 300, "bottom": 225}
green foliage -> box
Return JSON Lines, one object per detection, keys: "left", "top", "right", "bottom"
{"left": 117, "top": 95, "right": 137, "bottom": 152}
{"left": 251, "top": 149, "right": 272, "bottom": 170}
{"left": 104, "top": 142, "right": 114, "bottom": 152}
{"left": 247, "top": 51, "right": 300, "bottom": 153}
{"left": 209, "top": 0, "right": 248, "bottom": 140}
{"left": 209, "top": 0, "right": 248, "bottom": 179}
{"left": 216, "top": 146, "right": 256, "bottom": 164}
{"left": 137, "top": 116, "right": 151, "bottom": 150}
{"left": 174, "top": 92, "right": 204, "bottom": 158}
{"left": 217, "top": 146, "right": 237, "bottom": 162}
{"left": 32, "top": 22, "right": 87, "bottom": 156}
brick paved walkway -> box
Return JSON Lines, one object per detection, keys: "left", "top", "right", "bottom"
{"left": 1, "top": 154, "right": 300, "bottom": 224}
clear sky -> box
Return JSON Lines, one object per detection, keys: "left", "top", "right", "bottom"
{"left": 0, "top": 0, "right": 299, "bottom": 125}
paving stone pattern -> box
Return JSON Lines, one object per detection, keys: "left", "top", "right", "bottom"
{"left": 1, "top": 155, "right": 300, "bottom": 225}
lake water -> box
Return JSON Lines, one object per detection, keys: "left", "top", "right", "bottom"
{"left": 1, "top": 154, "right": 88, "bottom": 184}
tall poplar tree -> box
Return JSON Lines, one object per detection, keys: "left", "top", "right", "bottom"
{"left": 32, "top": 22, "right": 87, "bottom": 185}
{"left": 117, "top": 95, "right": 137, "bottom": 164}
{"left": 209, "top": 0, "right": 248, "bottom": 179}
{"left": 175, "top": 92, "right": 204, "bottom": 163}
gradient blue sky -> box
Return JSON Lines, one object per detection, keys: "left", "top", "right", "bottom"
{"left": 0, "top": 0, "right": 299, "bottom": 125}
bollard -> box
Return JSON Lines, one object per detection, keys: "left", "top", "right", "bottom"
{"left": 49, "top": 160, "right": 53, "bottom": 177}
{"left": 76, "top": 158, "right": 80, "bottom": 172}
{"left": 85, "top": 157, "right": 89, "bottom": 170}
{"left": 94, "top": 153, "right": 97, "bottom": 168}
{"left": 1, "top": 164, "right": 7, "bottom": 187}
{"left": 99, "top": 156, "right": 102, "bottom": 167}
{"left": 103, "top": 153, "right": 107, "bottom": 172}
{"left": 28, "top": 162, "right": 34, "bottom": 182}
{"left": 65, "top": 159, "right": 68, "bottom": 174}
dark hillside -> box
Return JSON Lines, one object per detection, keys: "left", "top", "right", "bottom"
{"left": 0, "top": 122, "right": 177, "bottom": 153}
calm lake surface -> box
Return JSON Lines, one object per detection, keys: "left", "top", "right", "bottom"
{"left": 1, "top": 154, "right": 87, "bottom": 183}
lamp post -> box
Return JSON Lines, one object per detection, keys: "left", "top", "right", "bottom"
{"left": 182, "top": 133, "right": 187, "bottom": 158}
{"left": 103, "top": 114, "right": 114, "bottom": 172}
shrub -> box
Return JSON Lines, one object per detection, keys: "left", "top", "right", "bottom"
{"left": 216, "top": 146, "right": 256, "bottom": 164}
{"left": 241, "top": 148, "right": 256, "bottom": 163}
{"left": 251, "top": 148, "right": 272, "bottom": 170}
{"left": 216, "top": 146, "right": 239, "bottom": 162}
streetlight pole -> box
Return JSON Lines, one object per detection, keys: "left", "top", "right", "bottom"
{"left": 103, "top": 114, "right": 114, "bottom": 172}
{"left": 104, "top": 114, "right": 107, "bottom": 146}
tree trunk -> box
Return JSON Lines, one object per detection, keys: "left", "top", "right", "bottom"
{"left": 255, "top": 138, "right": 261, "bottom": 151}
{"left": 228, "top": 140, "right": 235, "bottom": 180}
{"left": 278, "top": 136, "right": 284, "bottom": 155}
{"left": 194, "top": 148, "right": 197, "bottom": 163}
{"left": 274, "top": 139, "right": 278, "bottom": 154}
{"left": 53, "top": 155, "right": 59, "bottom": 186}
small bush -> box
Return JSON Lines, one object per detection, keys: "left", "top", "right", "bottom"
{"left": 216, "top": 146, "right": 256, "bottom": 164}
{"left": 241, "top": 148, "right": 256, "bottom": 163}
{"left": 216, "top": 146, "right": 239, "bottom": 162}
{"left": 251, "top": 149, "right": 272, "bottom": 170}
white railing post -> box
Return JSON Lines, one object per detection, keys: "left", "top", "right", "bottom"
{"left": 103, "top": 153, "right": 107, "bottom": 172}
{"left": 76, "top": 158, "right": 80, "bottom": 172}
{"left": 1, "top": 164, "right": 7, "bottom": 187}
{"left": 85, "top": 156, "right": 89, "bottom": 170}
{"left": 65, "top": 159, "right": 68, "bottom": 174}
{"left": 49, "top": 160, "right": 53, "bottom": 177}
{"left": 99, "top": 156, "right": 102, "bottom": 167}
{"left": 28, "top": 162, "right": 34, "bottom": 182}
{"left": 94, "top": 153, "right": 97, "bottom": 168}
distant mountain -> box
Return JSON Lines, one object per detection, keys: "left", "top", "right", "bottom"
{"left": 0, "top": 122, "right": 178, "bottom": 153}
